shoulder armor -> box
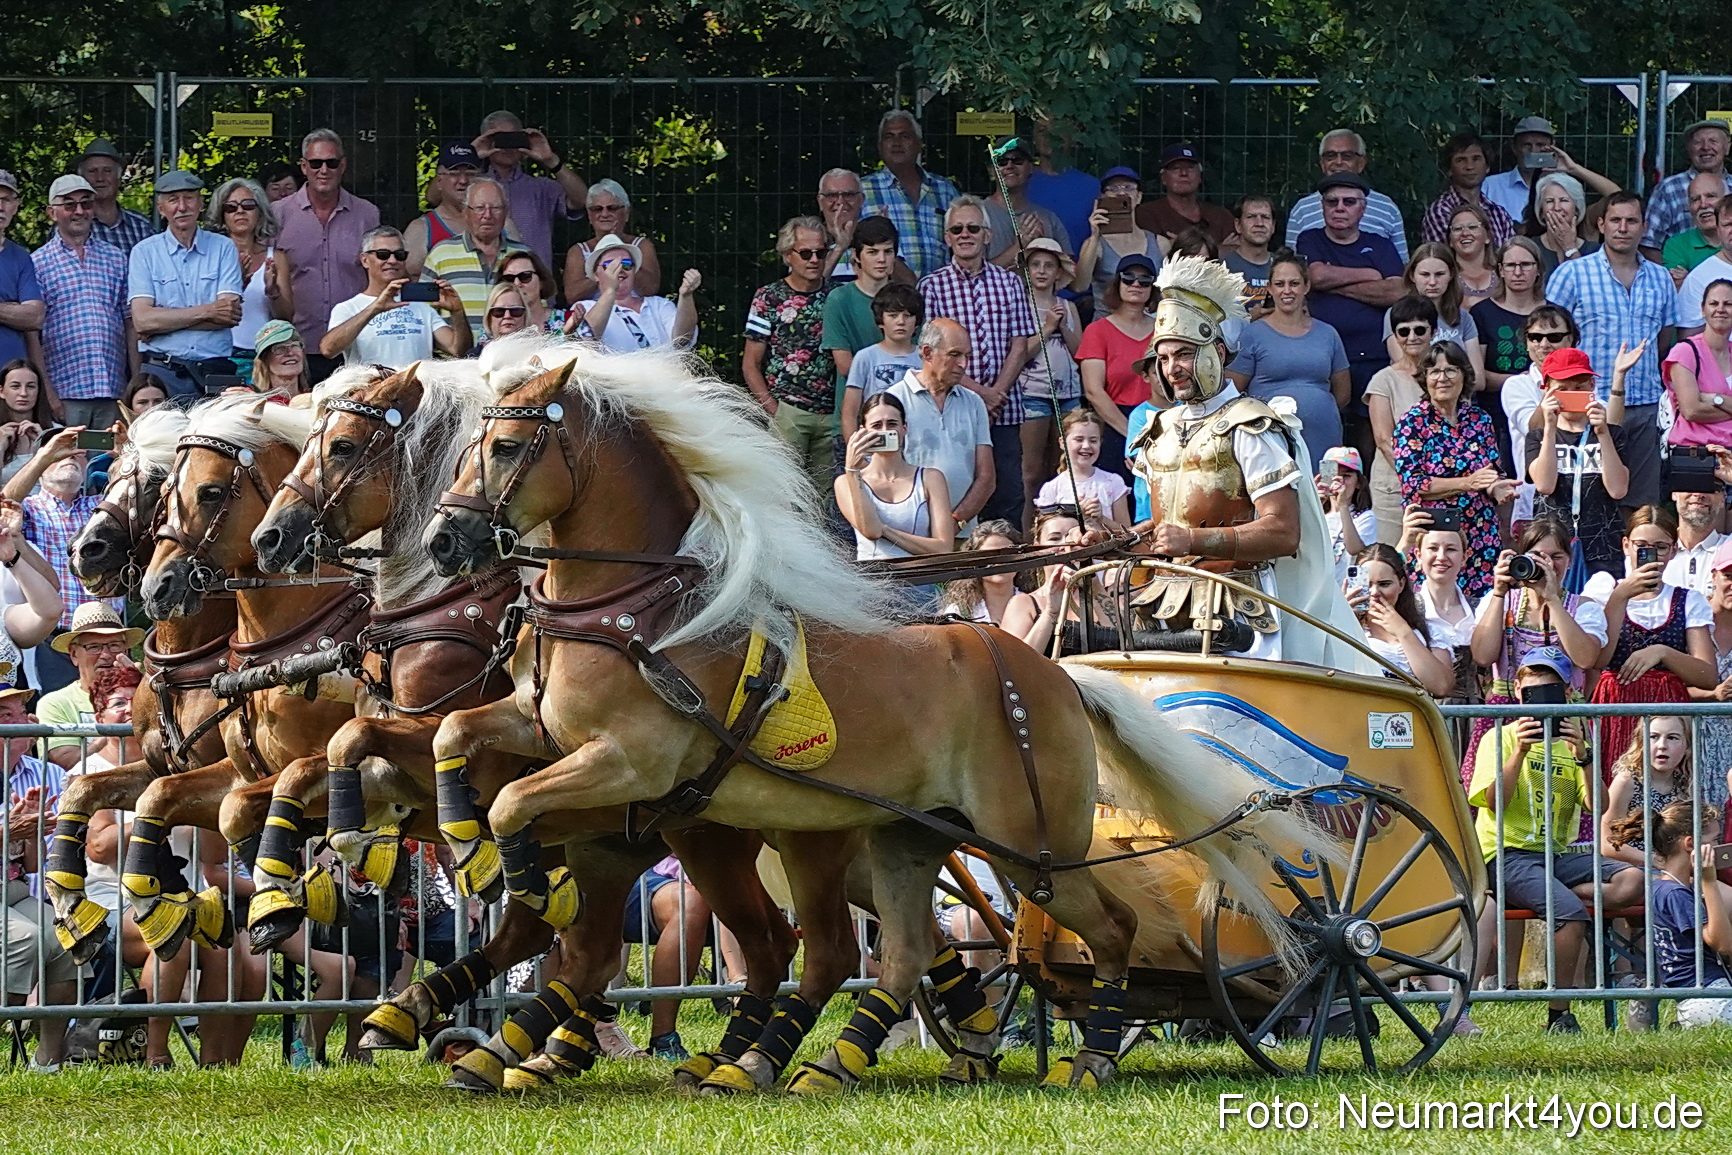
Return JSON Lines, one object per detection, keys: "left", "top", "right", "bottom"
{"left": 1209, "top": 395, "right": 1281, "bottom": 436}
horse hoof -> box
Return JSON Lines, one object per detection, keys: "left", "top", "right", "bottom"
{"left": 359, "top": 1002, "right": 423, "bottom": 1052}
{"left": 55, "top": 903, "right": 112, "bottom": 966}
{"left": 503, "top": 1053, "right": 570, "bottom": 1093}
{"left": 1039, "top": 1051, "right": 1114, "bottom": 1091}
{"left": 672, "top": 1052, "right": 718, "bottom": 1093}
{"left": 786, "top": 1061, "right": 854, "bottom": 1097}
{"left": 697, "top": 1062, "right": 759, "bottom": 1095}
{"left": 188, "top": 888, "right": 234, "bottom": 950}
{"left": 454, "top": 840, "right": 504, "bottom": 905}
{"left": 247, "top": 910, "right": 302, "bottom": 956}
{"left": 939, "top": 1051, "right": 1000, "bottom": 1085}
{"left": 445, "top": 1046, "right": 507, "bottom": 1093}
{"left": 133, "top": 896, "right": 192, "bottom": 960}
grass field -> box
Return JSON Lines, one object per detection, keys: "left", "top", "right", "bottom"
{"left": 1, "top": 1000, "right": 1726, "bottom": 1154}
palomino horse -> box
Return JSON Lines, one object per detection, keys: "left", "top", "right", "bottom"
{"left": 110, "top": 394, "right": 364, "bottom": 959}
{"left": 45, "top": 405, "right": 243, "bottom": 962}
{"left": 421, "top": 340, "right": 1316, "bottom": 1093}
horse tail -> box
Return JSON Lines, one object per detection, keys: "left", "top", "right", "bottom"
{"left": 1062, "top": 663, "right": 1326, "bottom": 973}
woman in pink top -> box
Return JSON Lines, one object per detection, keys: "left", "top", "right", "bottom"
{"left": 1077, "top": 251, "right": 1156, "bottom": 482}
{"left": 1664, "top": 278, "right": 1732, "bottom": 448}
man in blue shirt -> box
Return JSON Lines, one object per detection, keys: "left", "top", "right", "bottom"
{"left": 0, "top": 171, "right": 45, "bottom": 369}
{"left": 861, "top": 111, "right": 961, "bottom": 280}
{"left": 1293, "top": 173, "right": 1404, "bottom": 455}
{"left": 126, "top": 170, "right": 245, "bottom": 398}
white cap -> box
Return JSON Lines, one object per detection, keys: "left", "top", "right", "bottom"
{"left": 48, "top": 174, "right": 95, "bottom": 201}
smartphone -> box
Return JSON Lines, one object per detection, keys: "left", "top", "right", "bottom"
{"left": 1420, "top": 506, "right": 1461, "bottom": 535}
{"left": 1520, "top": 682, "right": 1568, "bottom": 706}
{"left": 75, "top": 429, "right": 115, "bottom": 451}
{"left": 1636, "top": 545, "right": 1660, "bottom": 568}
{"left": 1319, "top": 459, "right": 1339, "bottom": 482}
{"left": 869, "top": 430, "right": 901, "bottom": 453}
{"left": 398, "top": 282, "right": 441, "bottom": 303}
{"left": 1529, "top": 151, "right": 1558, "bottom": 170}
{"left": 1096, "top": 195, "right": 1133, "bottom": 235}
{"left": 489, "top": 130, "right": 532, "bottom": 150}
{"left": 1713, "top": 844, "right": 1732, "bottom": 871}
{"left": 1556, "top": 387, "right": 1592, "bottom": 414}
{"left": 1346, "top": 565, "right": 1368, "bottom": 606}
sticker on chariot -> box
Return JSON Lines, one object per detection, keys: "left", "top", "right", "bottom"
{"left": 1367, "top": 711, "right": 1414, "bottom": 750}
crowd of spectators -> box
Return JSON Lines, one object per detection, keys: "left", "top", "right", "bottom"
{"left": 5, "top": 105, "right": 1732, "bottom": 1061}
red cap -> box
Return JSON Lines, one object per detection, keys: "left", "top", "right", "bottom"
{"left": 1540, "top": 347, "right": 1595, "bottom": 382}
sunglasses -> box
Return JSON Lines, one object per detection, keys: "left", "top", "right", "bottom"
{"left": 1526, "top": 330, "right": 1570, "bottom": 343}
{"left": 947, "top": 223, "right": 984, "bottom": 235}
{"left": 366, "top": 248, "right": 410, "bottom": 261}
{"left": 1117, "top": 273, "right": 1156, "bottom": 287}
{"left": 791, "top": 247, "right": 830, "bottom": 260}
{"left": 55, "top": 197, "right": 96, "bottom": 211}
{"left": 488, "top": 306, "right": 527, "bottom": 319}
{"left": 995, "top": 154, "right": 1031, "bottom": 167}
{"left": 1323, "top": 196, "right": 1363, "bottom": 208}
{"left": 302, "top": 157, "right": 343, "bottom": 170}
{"left": 588, "top": 202, "right": 624, "bottom": 213}
{"left": 604, "top": 257, "right": 637, "bottom": 271}
{"left": 222, "top": 199, "right": 260, "bottom": 214}
{"left": 1394, "top": 324, "right": 1431, "bottom": 338}
{"left": 501, "top": 270, "right": 538, "bottom": 283}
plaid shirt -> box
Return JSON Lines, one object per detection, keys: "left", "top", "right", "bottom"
{"left": 31, "top": 234, "right": 130, "bottom": 401}
{"left": 1642, "top": 169, "right": 1732, "bottom": 250}
{"left": 1545, "top": 249, "right": 1677, "bottom": 407}
{"left": 1420, "top": 188, "right": 1516, "bottom": 248}
{"left": 92, "top": 207, "right": 155, "bottom": 256}
{"left": 919, "top": 260, "right": 1037, "bottom": 426}
{"left": 861, "top": 166, "right": 960, "bottom": 280}
{"left": 22, "top": 492, "right": 120, "bottom": 628}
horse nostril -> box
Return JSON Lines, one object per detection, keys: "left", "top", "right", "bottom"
{"left": 429, "top": 530, "right": 455, "bottom": 559}
{"left": 80, "top": 539, "right": 109, "bottom": 561}
{"left": 255, "top": 527, "right": 281, "bottom": 555}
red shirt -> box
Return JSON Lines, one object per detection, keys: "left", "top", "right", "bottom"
{"left": 1078, "top": 317, "right": 1153, "bottom": 407}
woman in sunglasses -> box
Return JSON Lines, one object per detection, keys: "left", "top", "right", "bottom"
{"left": 1071, "top": 166, "right": 1166, "bottom": 317}
{"left": 1077, "top": 252, "right": 1158, "bottom": 484}
{"left": 574, "top": 233, "right": 700, "bottom": 354}
{"left": 1495, "top": 303, "right": 1580, "bottom": 531}
{"left": 493, "top": 250, "right": 565, "bottom": 333}
{"left": 206, "top": 177, "right": 294, "bottom": 385}
{"left": 478, "top": 282, "right": 531, "bottom": 347}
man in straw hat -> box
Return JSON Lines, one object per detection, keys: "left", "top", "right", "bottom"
{"left": 1119, "top": 255, "right": 1375, "bottom": 672}
{"left": 37, "top": 602, "right": 141, "bottom": 770}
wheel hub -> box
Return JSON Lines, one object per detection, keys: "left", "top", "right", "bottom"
{"left": 1326, "top": 916, "right": 1381, "bottom": 961}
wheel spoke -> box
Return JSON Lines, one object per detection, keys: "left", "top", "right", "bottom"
{"left": 1354, "top": 831, "right": 1434, "bottom": 918}
{"left": 1344, "top": 971, "right": 1378, "bottom": 1074}
{"left": 1305, "top": 965, "right": 1340, "bottom": 1075}
{"left": 1250, "top": 957, "right": 1328, "bottom": 1044}
{"left": 1355, "top": 960, "right": 1436, "bottom": 1047}
{"left": 1372, "top": 945, "right": 1466, "bottom": 985}
{"left": 994, "top": 973, "right": 1024, "bottom": 1034}
{"left": 976, "top": 961, "right": 1013, "bottom": 988}
{"left": 1279, "top": 915, "right": 1326, "bottom": 937}
{"left": 1339, "top": 793, "right": 1378, "bottom": 911}
{"left": 1375, "top": 897, "right": 1474, "bottom": 933}
{"left": 1317, "top": 858, "right": 1341, "bottom": 917}
{"left": 1218, "top": 950, "right": 1285, "bottom": 982}
{"left": 1273, "top": 861, "right": 1329, "bottom": 921}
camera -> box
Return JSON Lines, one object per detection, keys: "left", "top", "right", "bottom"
{"left": 1636, "top": 545, "right": 1660, "bottom": 568}
{"left": 1507, "top": 554, "right": 1544, "bottom": 584}
{"left": 869, "top": 430, "right": 900, "bottom": 453}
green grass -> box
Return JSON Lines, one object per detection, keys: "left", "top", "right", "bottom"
{"left": 2, "top": 1001, "right": 1728, "bottom": 1154}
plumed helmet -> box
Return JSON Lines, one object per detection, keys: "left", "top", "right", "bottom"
{"left": 1147, "top": 255, "right": 1249, "bottom": 402}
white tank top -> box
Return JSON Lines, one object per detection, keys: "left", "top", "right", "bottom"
{"left": 853, "top": 467, "right": 932, "bottom": 560}
{"left": 232, "top": 246, "right": 275, "bottom": 351}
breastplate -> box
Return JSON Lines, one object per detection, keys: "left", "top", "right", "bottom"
{"left": 1137, "top": 409, "right": 1257, "bottom": 531}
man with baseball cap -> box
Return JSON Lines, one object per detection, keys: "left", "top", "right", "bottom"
{"left": 1643, "top": 118, "right": 1732, "bottom": 257}
{"left": 32, "top": 175, "right": 132, "bottom": 429}
{"left": 1526, "top": 347, "right": 1629, "bottom": 577}
{"left": 1135, "top": 143, "right": 1235, "bottom": 245}
{"left": 983, "top": 138, "right": 1072, "bottom": 267}
{"left": 0, "top": 170, "right": 44, "bottom": 373}
{"left": 36, "top": 602, "right": 142, "bottom": 770}
{"left": 127, "top": 169, "right": 245, "bottom": 399}
{"left": 405, "top": 141, "right": 486, "bottom": 277}
{"left": 76, "top": 139, "right": 154, "bottom": 255}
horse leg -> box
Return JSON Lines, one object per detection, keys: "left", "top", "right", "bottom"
{"left": 661, "top": 825, "right": 799, "bottom": 1090}
{"left": 431, "top": 698, "right": 546, "bottom": 903}
{"left": 449, "top": 839, "right": 647, "bottom": 1093}
{"left": 121, "top": 761, "right": 242, "bottom": 959}
{"left": 45, "top": 758, "right": 163, "bottom": 963}
{"left": 1015, "top": 865, "right": 1137, "bottom": 1091}
{"left": 925, "top": 914, "right": 1005, "bottom": 1084}
{"left": 788, "top": 825, "right": 953, "bottom": 1096}
{"left": 358, "top": 890, "right": 554, "bottom": 1052}
{"left": 326, "top": 715, "right": 437, "bottom": 893}
{"left": 225, "top": 754, "right": 338, "bottom": 955}
{"left": 701, "top": 831, "right": 863, "bottom": 1095}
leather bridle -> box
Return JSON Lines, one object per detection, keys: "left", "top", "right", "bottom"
{"left": 280, "top": 390, "right": 412, "bottom": 562}
{"left": 91, "top": 461, "right": 167, "bottom": 593}
{"left": 436, "top": 401, "right": 581, "bottom": 562}
{"left": 156, "top": 433, "right": 276, "bottom": 594}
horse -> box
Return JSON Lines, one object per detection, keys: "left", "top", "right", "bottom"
{"left": 44, "top": 405, "right": 243, "bottom": 963}
{"left": 419, "top": 338, "right": 1318, "bottom": 1093}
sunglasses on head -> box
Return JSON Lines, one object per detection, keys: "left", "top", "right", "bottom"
{"left": 1526, "top": 330, "right": 1569, "bottom": 343}
{"left": 302, "top": 157, "right": 342, "bottom": 170}
{"left": 222, "top": 199, "right": 259, "bottom": 214}
{"left": 366, "top": 248, "right": 410, "bottom": 261}
{"left": 488, "top": 306, "right": 526, "bottom": 319}
{"left": 791, "top": 247, "right": 830, "bottom": 260}
{"left": 501, "top": 270, "right": 538, "bottom": 283}
{"left": 1394, "top": 324, "right": 1431, "bottom": 338}
{"left": 947, "top": 223, "right": 984, "bottom": 235}
{"left": 1117, "top": 272, "right": 1156, "bottom": 287}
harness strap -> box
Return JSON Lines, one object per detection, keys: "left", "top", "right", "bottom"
{"left": 957, "top": 622, "right": 1054, "bottom": 901}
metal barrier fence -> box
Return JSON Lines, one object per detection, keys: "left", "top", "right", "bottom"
{"left": 5, "top": 700, "right": 1732, "bottom": 1068}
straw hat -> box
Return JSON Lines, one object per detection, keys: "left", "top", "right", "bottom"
{"left": 51, "top": 602, "right": 145, "bottom": 654}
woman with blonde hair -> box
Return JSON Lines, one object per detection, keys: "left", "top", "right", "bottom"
{"left": 206, "top": 176, "right": 293, "bottom": 383}
{"left": 1384, "top": 243, "right": 1485, "bottom": 388}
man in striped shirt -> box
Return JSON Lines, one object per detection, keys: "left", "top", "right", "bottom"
{"left": 421, "top": 176, "right": 523, "bottom": 342}
{"left": 1284, "top": 129, "right": 1410, "bottom": 261}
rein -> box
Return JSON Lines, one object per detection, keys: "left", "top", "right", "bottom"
{"left": 93, "top": 464, "right": 167, "bottom": 594}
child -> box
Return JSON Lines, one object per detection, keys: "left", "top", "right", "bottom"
{"left": 1607, "top": 800, "right": 1732, "bottom": 1028}
{"left": 1123, "top": 353, "right": 1166, "bottom": 523}
{"left": 1037, "top": 409, "right": 1130, "bottom": 532}
{"left": 1017, "top": 238, "right": 1083, "bottom": 525}
{"left": 1601, "top": 715, "right": 1695, "bottom": 867}
{"left": 1526, "top": 347, "right": 1630, "bottom": 577}
{"left": 1469, "top": 646, "right": 1641, "bottom": 1033}
{"left": 839, "top": 282, "right": 925, "bottom": 440}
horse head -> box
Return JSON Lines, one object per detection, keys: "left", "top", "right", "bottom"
{"left": 71, "top": 406, "right": 187, "bottom": 598}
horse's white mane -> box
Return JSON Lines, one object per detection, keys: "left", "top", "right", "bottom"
{"left": 121, "top": 404, "right": 190, "bottom": 480}
{"left": 312, "top": 360, "right": 494, "bottom": 605}
{"left": 183, "top": 391, "right": 314, "bottom": 453}
{"left": 485, "top": 334, "right": 899, "bottom": 657}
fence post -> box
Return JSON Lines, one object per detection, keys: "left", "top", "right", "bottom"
{"left": 1655, "top": 69, "right": 1670, "bottom": 185}
{"left": 1635, "top": 72, "right": 1649, "bottom": 195}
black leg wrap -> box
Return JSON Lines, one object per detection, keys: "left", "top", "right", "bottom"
{"left": 544, "top": 1011, "right": 601, "bottom": 1072}
{"left": 581, "top": 994, "right": 619, "bottom": 1024}
{"left": 835, "top": 987, "right": 907, "bottom": 1072}
{"left": 326, "top": 764, "right": 365, "bottom": 834}
{"left": 421, "top": 948, "right": 497, "bottom": 1011}
{"left": 230, "top": 833, "right": 261, "bottom": 870}
{"left": 123, "top": 815, "right": 168, "bottom": 882}
{"left": 715, "top": 991, "right": 774, "bottom": 1061}
{"left": 45, "top": 814, "right": 90, "bottom": 880}
{"left": 497, "top": 827, "right": 546, "bottom": 896}
{"left": 500, "top": 980, "right": 580, "bottom": 1061}
{"left": 747, "top": 993, "right": 820, "bottom": 1073}
{"left": 436, "top": 757, "right": 481, "bottom": 825}
{"left": 927, "top": 946, "right": 990, "bottom": 1028}
{"left": 1081, "top": 976, "right": 1129, "bottom": 1057}
{"left": 155, "top": 836, "right": 191, "bottom": 885}
{"left": 256, "top": 796, "right": 308, "bottom": 876}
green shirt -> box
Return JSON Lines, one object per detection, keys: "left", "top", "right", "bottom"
{"left": 1469, "top": 721, "right": 1588, "bottom": 861}
{"left": 37, "top": 682, "right": 93, "bottom": 754}
{"left": 820, "top": 282, "right": 885, "bottom": 413}
{"left": 1662, "top": 229, "right": 1720, "bottom": 274}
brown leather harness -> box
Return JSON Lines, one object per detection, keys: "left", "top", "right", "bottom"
{"left": 279, "top": 382, "right": 407, "bottom": 564}
{"left": 155, "top": 433, "right": 278, "bottom": 595}
{"left": 143, "top": 630, "right": 232, "bottom": 773}
{"left": 354, "top": 566, "right": 523, "bottom": 715}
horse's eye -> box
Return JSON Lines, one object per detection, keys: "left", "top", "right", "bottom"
{"left": 329, "top": 439, "right": 356, "bottom": 458}
{"left": 491, "top": 440, "right": 522, "bottom": 459}
{"left": 196, "top": 484, "right": 226, "bottom": 504}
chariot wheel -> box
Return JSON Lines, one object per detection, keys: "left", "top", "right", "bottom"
{"left": 1202, "top": 783, "right": 1477, "bottom": 1076}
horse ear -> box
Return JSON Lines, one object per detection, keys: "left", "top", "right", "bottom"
{"left": 115, "top": 401, "right": 135, "bottom": 430}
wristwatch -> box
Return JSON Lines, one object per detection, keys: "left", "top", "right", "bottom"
{"left": 1715, "top": 395, "right": 1726, "bottom": 409}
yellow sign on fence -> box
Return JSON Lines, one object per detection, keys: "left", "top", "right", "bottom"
{"left": 955, "top": 112, "right": 1016, "bottom": 137}
{"left": 211, "top": 112, "right": 274, "bottom": 138}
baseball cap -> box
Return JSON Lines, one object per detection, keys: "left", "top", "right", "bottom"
{"left": 1684, "top": 118, "right": 1732, "bottom": 142}
{"left": 439, "top": 141, "right": 481, "bottom": 170}
{"left": 253, "top": 319, "right": 302, "bottom": 356}
{"left": 1316, "top": 172, "right": 1370, "bottom": 195}
{"left": 1116, "top": 253, "right": 1158, "bottom": 278}
{"left": 81, "top": 138, "right": 125, "bottom": 162}
{"left": 153, "top": 169, "right": 204, "bottom": 194}
{"left": 1517, "top": 645, "right": 1573, "bottom": 683}
{"left": 1321, "top": 446, "right": 1364, "bottom": 474}
{"left": 1100, "top": 166, "right": 1142, "bottom": 188}
{"left": 0, "top": 171, "right": 17, "bottom": 194}
{"left": 1160, "top": 143, "right": 1201, "bottom": 168}
{"left": 1540, "top": 347, "right": 1594, "bottom": 382}
{"left": 1512, "top": 116, "right": 1555, "bottom": 138}
{"left": 1712, "top": 536, "right": 1732, "bottom": 574}
{"left": 993, "top": 137, "right": 1033, "bottom": 163}
{"left": 48, "top": 175, "right": 95, "bottom": 201}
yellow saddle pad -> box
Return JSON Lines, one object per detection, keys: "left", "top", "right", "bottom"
{"left": 724, "top": 615, "right": 837, "bottom": 771}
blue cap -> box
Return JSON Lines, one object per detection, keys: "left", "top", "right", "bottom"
{"left": 1517, "top": 645, "right": 1573, "bottom": 683}
{"left": 1100, "top": 166, "right": 1142, "bottom": 187}
{"left": 1116, "top": 253, "right": 1158, "bottom": 277}
{"left": 439, "top": 141, "right": 481, "bottom": 170}
{"left": 1160, "top": 143, "right": 1201, "bottom": 168}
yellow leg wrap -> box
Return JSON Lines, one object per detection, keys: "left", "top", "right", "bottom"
{"left": 834, "top": 1039, "right": 871, "bottom": 1079}
{"left": 501, "top": 1020, "right": 535, "bottom": 1062}
{"left": 52, "top": 897, "right": 109, "bottom": 953}
{"left": 1039, "top": 1055, "right": 1103, "bottom": 1091}
{"left": 302, "top": 865, "right": 343, "bottom": 926}
{"left": 453, "top": 839, "right": 501, "bottom": 900}
{"left": 697, "top": 1062, "right": 760, "bottom": 1095}
{"left": 134, "top": 895, "right": 191, "bottom": 954}
{"left": 448, "top": 1046, "right": 507, "bottom": 1093}
{"left": 785, "top": 1063, "right": 850, "bottom": 1097}
{"left": 248, "top": 885, "right": 305, "bottom": 930}
{"left": 956, "top": 1004, "right": 999, "bottom": 1034}
{"left": 188, "top": 887, "right": 232, "bottom": 949}
{"left": 252, "top": 853, "right": 299, "bottom": 887}
{"left": 673, "top": 1053, "right": 719, "bottom": 1087}
{"left": 362, "top": 1002, "right": 421, "bottom": 1050}
{"left": 538, "top": 867, "right": 580, "bottom": 929}
{"left": 121, "top": 871, "right": 162, "bottom": 901}
{"left": 357, "top": 826, "right": 402, "bottom": 889}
